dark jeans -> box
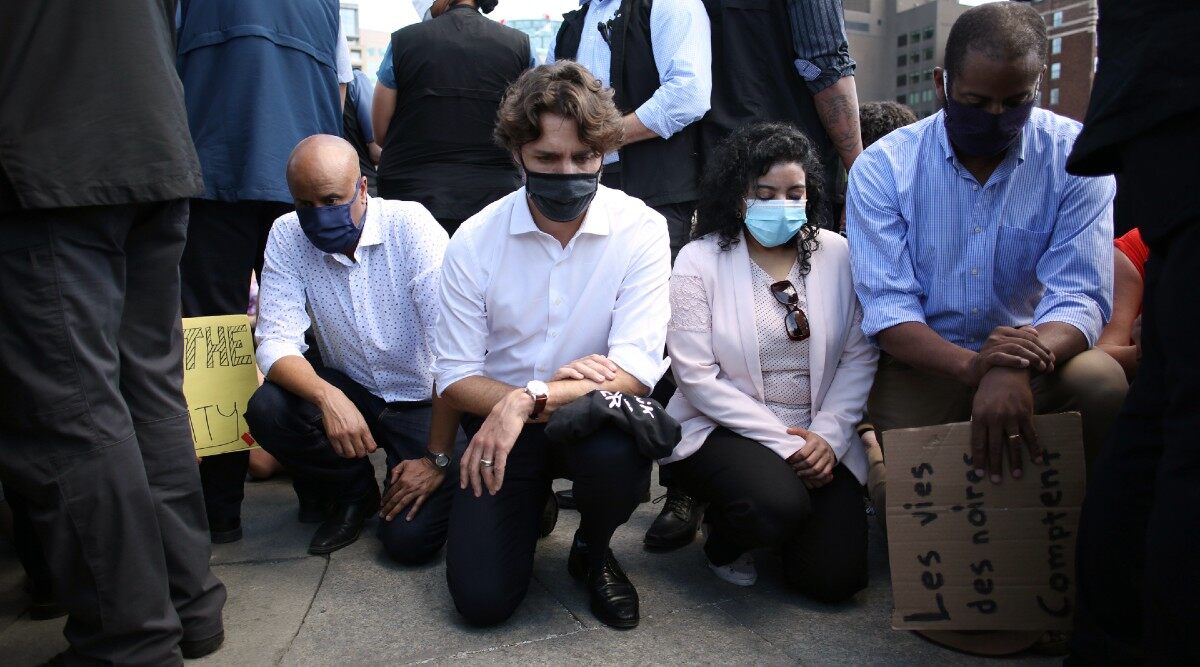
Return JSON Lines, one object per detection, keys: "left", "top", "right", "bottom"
{"left": 181, "top": 198, "right": 293, "bottom": 526}
{"left": 0, "top": 200, "right": 226, "bottom": 664}
{"left": 1070, "top": 202, "right": 1200, "bottom": 658}
{"left": 664, "top": 427, "right": 868, "bottom": 603}
{"left": 446, "top": 419, "right": 650, "bottom": 626}
{"left": 244, "top": 367, "right": 464, "bottom": 562}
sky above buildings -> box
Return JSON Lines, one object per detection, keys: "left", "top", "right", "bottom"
{"left": 358, "top": 0, "right": 1002, "bottom": 34}
{"left": 359, "top": 0, "right": 578, "bottom": 32}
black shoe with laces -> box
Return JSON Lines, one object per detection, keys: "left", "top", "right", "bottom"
{"left": 567, "top": 538, "right": 639, "bottom": 629}
{"left": 643, "top": 488, "right": 701, "bottom": 552}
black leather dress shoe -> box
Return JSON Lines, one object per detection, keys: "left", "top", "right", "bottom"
{"left": 568, "top": 539, "right": 639, "bottom": 629}
{"left": 308, "top": 486, "right": 379, "bottom": 555}
{"left": 643, "top": 488, "right": 701, "bottom": 552}
{"left": 209, "top": 517, "right": 243, "bottom": 544}
{"left": 180, "top": 630, "right": 225, "bottom": 660}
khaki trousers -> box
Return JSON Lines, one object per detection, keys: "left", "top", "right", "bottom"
{"left": 867, "top": 349, "right": 1127, "bottom": 523}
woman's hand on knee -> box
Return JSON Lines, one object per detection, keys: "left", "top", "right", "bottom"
{"left": 787, "top": 427, "right": 835, "bottom": 488}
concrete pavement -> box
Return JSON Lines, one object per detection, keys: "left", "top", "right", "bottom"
{"left": 0, "top": 457, "right": 1058, "bottom": 666}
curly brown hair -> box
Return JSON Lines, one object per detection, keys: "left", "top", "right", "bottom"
{"left": 494, "top": 61, "right": 624, "bottom": 156}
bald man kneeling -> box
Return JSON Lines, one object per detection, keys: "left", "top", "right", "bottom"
{"left": 244, "top": 135, "right": 465, "bottom": 557}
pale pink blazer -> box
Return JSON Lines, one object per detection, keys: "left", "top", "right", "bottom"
{"left": 661, "top": 229, "right": 878, "bottom": 485}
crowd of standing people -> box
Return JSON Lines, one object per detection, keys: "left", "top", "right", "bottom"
{"left": 0, "top": 0, "right": 1196, "bottom": 664}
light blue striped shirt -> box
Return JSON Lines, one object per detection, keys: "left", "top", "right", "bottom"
{"left": 846, "top": 108, "right": 1116, "bottom": 351}
{"left": 549, "top": 0, "right": 712, "bottom": 165}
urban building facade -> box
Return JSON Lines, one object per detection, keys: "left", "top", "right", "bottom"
{"left": 1031, "top": 0, "right": 1097, "bottom": 122}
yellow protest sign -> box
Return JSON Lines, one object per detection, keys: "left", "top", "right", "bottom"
{"left": 182, "top": 314, "right": 260, "bottom": 457}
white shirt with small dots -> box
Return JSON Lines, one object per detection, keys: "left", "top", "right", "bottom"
{"left": 255, "top": 197, "right": 448, "bottom": 403}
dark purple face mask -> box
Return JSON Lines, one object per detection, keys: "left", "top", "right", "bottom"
{"left": 942, "top": 74, "right": 1037, "bottom": 157}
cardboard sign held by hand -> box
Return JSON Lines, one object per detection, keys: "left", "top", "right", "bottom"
{"left": 182, "top": 314, "right": 259, "bottom": 457}
{"left": 884, "top": 412, "right": 1085, "bottom": 631}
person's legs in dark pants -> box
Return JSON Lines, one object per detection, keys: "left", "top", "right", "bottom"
{"left": 245, "top": 366, "right": 387, "bottom": 554}
{"left": 376, "top": 407, "right": 466, "bottom": 565}
{"left": 3, "top": 485, "right": 62, "bottom": 619}
{"left": 120, "top": 200, "right": 228, "bottom": 644}
{"left": 558, "top": 425, "right": 651, "bottom": 573}
{"left": 665, "top": 428, "right": 809, "bottom": 568}
{"left": 780, "top": 465, "right": 868, "bottom": 603}
{"left": 0, "top": 202, "right": 225, "bottom": 663}
{"left": 445, "top": 423, "right": 549, "bottom": 627}
{"left": 651, "top": 201, "right": 696, "bottom": 264}
{"left": 1070, "top": 225, "right": 1200, "bottom": 664}
{"left": 184, "top": 199, "right": 291, "bottom": 540}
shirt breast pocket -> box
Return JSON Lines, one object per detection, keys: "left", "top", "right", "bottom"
{"left": 994, "top": 225, "right": 1052, "bottom": 310}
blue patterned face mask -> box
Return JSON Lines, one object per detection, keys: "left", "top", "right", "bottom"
{"left": 296, "top": 187, "right": 366, "bottom": 254}
{"left": 743, "top": 199, "right": 807, "bottom": 247}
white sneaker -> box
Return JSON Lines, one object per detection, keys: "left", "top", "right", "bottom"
{"left": 707, "top": 551, "right": 757, "bottom": 587}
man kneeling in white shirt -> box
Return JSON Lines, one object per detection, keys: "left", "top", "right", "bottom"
{"left": 433, "top": 62, "right": 672, "bottom": 629}
{"left": 246, "top": 135, "right": 462, "bottom": 559}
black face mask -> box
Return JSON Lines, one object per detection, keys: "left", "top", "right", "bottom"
{"left": 942, "top": 73, "right": 1038, "bottom": 157}
{"left": 522, "top": 160, "right": 601, "bottom": 223}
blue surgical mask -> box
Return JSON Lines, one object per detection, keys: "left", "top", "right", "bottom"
{"left": 743, "top": 199, "right": 807, "bottom": 248}
{"left": 296, "top": 196, "right": 365, "bottom": 255}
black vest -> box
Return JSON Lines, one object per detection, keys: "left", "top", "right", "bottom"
{"left": 700, "top": 0, "right": 837, "bottom": 222}
{"left": 378, "top": 5, "right": 528, "bottom": 221}
{"left": 555, "top": 0, "right": 701, "bottom": 207}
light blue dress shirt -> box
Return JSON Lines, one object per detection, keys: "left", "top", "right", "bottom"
{"left": 846, "top": 108, "right": 1116, "bottom": 351}
{"left": 548, "top": 0, "right": 712, "bottom": 165}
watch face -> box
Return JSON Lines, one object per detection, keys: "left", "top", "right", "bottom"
{"left": 527, "top": 380, "right": 549, "bottom": 397}
{"left": 432, "top": 452, "right": 450, "bottom": 468}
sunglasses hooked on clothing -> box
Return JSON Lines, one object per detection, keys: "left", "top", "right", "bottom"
{"left": 769, "top": 280, "right": 811, "bottom": 342}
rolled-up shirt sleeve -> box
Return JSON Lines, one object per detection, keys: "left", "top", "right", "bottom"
{"left": 634, "top": 0, "right": 712, "bottom": 140}
{"left": 846, "top": 148, "right": 927, "bottom": 340}
{"left": 431, "top": 236, "right": 489, "bottom": 396}
{"left": 786, "top": 0, "right": 856, "bottom": 95}
{"left": 255, "top": 220, "right": 311, "bottom": 377}
{"left": 606, "top": 216, "right": 672, "bottom": 391}
{"left": 1033, "top": 173, "right": 1116, "bottom": 346}
{"left": 376, "top": 42, "right": 397, "bottom": 89}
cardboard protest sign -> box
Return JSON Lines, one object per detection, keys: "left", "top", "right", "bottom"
{"left": 884, "top": 412, "right": 1084, "bottom": 631}
{"left": 182, "top": 314, "right": 259, "bottom": 457}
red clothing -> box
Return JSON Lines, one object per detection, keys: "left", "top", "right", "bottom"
{"left": 1114, "top": 228, "right": 1150, "bottom": 280}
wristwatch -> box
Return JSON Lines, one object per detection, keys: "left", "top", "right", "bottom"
{"left": 524, "top": 380, "right": 549, "bottom": 420}
{"left": 425, "top": 451, "right": 451, "bottom": 470}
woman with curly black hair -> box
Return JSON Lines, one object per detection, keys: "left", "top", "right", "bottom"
{"left": 658, "top": 122, "right": 878, "bottom": 601}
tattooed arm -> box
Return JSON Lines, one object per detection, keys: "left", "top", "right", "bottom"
{"left": 814, "top": 77, "right": 863, "bottom": 170}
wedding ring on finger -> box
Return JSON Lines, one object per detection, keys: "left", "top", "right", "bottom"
{"left": 480, "top": 458, "right": 494, "bottom": 468}
{"left": 1008, "top": 434, "right": 1022, "bottom": 441}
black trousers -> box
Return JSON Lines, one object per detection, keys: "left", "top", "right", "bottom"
{"left": 446, "top": 420, "right": 650, "bottom": 626}
{"left": 0, "top": 201, "right": 226, "bottom": 664}
{"left": 181, "top": 198, "right": 292, "bottom": 525}
{"left": 1, "top": 483, "right": 52, "bottom": 597}
{"left": 244, "top": 367, "right": 464, "bottom": 562}
{"left": 1070, "top": 125, "right": 1200, "bottom": 662}
{"left": 664, "top": 427, "right": 867, "bottom": 603}
{"left": 600, "top": 167, "right": 694, "bottom": 262}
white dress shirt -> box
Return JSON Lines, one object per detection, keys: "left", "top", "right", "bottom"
{"left": 256, "top": 197, "right": 448, "bottom": 403}
{"left": 432, "top": 185, "right": 672, "bottom": 395}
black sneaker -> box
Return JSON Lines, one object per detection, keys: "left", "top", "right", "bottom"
{"left": 643, "top": 488, "right": 701, "bottom": 552}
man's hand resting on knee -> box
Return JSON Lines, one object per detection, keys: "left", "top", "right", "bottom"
{"left": 317, "top": 387, "right": 378, "bottom": 459}
{"left": 460, "top": 389, "right": 533, "bottom": 498}
{"left": 381, "top": 459, "right": 445, "bottom": 522}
